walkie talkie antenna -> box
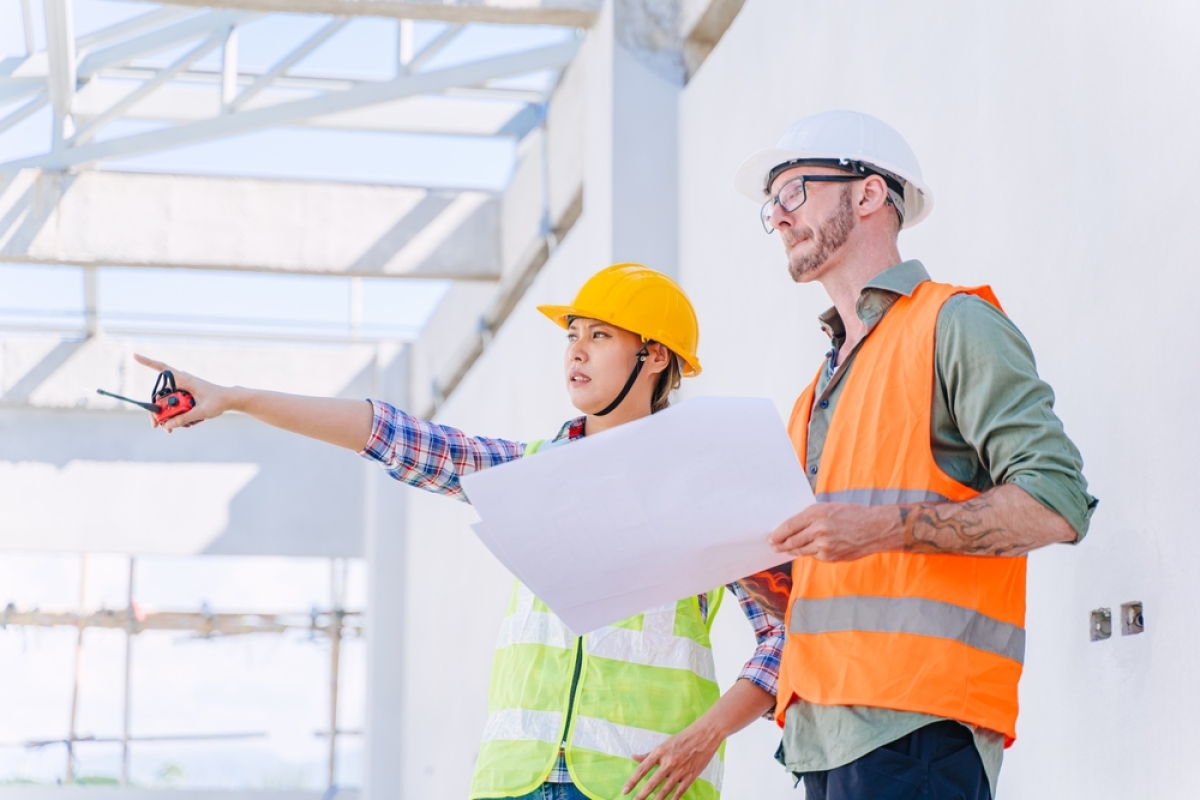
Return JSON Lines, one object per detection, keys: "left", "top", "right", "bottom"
{"left": 96, "top": 389, "right": 161, "bottom": 413}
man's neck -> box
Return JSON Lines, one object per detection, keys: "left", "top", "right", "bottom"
{"left": 817, "top": 241, "right": 903, "bottom": 346}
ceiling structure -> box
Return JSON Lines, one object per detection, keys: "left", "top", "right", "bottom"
{"left": 0, "top": 0, "right": 589, "bottom": 286}
{"left": 0, "top": 0, "right": 742, "bottom": 409}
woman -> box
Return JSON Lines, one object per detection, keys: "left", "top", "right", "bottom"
{"left": 136, "top": 263, "right": 783, "bottom": 800}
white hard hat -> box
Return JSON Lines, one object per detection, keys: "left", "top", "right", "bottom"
{"left": 733, "top": 110, "right": 933, "bottom": 229}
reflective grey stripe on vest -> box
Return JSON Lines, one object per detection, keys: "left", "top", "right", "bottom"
{"left": 481, "top": 708, "right": 562, "bottom": 744}
{"left": 587, "top": 604, "right": 717, "bottom": 684}
{"left": 571, "top": 715, "right": 724, "bottom": 789}
{"left": 816, "top": 488, "right": 951, "bottom": 505}
{"left": 789, "top": 595, "right": 1026, "bottom": 663}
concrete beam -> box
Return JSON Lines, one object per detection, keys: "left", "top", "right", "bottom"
{"left": 681, "top": 0, "right": 746, "bottom": 79}
{"left": 0, "top": 334, "right": 407, "bottom": 557}
{"left": 0, "top": 170, "right": 502, "bottom": 278}
{"left": 129, "top": 0, "right": 603, "bottom": 27}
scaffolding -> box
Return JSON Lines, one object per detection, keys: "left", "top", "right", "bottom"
{"left": 0, "top": 555, "right": 361, "bottom": 789}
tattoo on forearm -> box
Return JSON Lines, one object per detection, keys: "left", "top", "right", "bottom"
{"left": 899, "top": 498, "right": 1032, "bottom": 556}
{"left": 737, "top": 565, "right": 793, "bottom": 620}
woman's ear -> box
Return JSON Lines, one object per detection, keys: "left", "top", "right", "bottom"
{"left": 644, "top": 342, "right": 672, "bottom": 376}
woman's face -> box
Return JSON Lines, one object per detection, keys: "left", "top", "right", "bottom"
{"left": 563, "top": 318, "right": 650, "bottom": 414}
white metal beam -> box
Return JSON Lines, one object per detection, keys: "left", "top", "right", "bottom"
{"left": 131, "top": 0, "right": 602, "bottom": 27}
{"left": 402, "top": 23, "right": 464, "bottom": 75}
{"left": 0, "top": 170, "right": 503, "bottom": 278}
{"left": 0, "top": 91, "right": 48, "bottom": 137}
{"left": 72, "top": 81, "right": 535, "bottom": 137}
{"left": 19, "top": 0, "right": 36, "bottom": 56}
{"left": 42, "top": 0, "right": 76, "bottom": 146}
{"left": 227, "top": 17, "right": 349, "bottom": 112}
{"left": 2, "top": 38, "right": 579, "bottom": 171}
{"left": 75, "top": 6, "right": 195, "bottom": 52}
{"left": 76, "top": 10, "right": 255, "bottom": 79}
{"left": 72, "top": 29, "right": 229, "bottom": 145}
{"left": 220, "top": 27, "right": 239, "bottom": 108}
{"left": 0, "top": 79, "right": 43, "bottom": 104}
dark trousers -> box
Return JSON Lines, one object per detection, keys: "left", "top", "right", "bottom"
{"left": 801, "top": 721, "right": 990, "bottom": 800}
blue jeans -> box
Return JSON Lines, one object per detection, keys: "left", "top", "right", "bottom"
{"left": 800, "top": 721, "right": 990, "bottom": 800}
{"left": 481, "top": 784, "right": 589, "bottom": 800}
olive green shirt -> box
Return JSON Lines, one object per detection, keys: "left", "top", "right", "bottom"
{"left": 778, "top": 260, "right": 1097, "bottom": 798}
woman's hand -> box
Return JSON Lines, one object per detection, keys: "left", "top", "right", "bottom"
{"left": 135, "top": 354, "right": 375, "bottom": 450}
{"left": 623, "top": 679, "right": 775, "bottom": 800}
{"left": 134, "top": 353, "right": 239, "bottom": 432}
{"left": 623, "top": 718, "right": 723, "bottom": 800}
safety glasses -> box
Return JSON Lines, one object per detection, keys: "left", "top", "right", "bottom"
{"left": 760, "top": 174, "right": 866, "bottom": 233}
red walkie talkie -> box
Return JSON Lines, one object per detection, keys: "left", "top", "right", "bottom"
{"left": 97, "top": 370, "right": 196, "bottom": 424}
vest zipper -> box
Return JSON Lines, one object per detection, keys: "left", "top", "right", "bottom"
{"left": 560, "top": 637, "right": 585, "bottom": 750}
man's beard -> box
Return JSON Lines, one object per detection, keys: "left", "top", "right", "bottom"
{"left": 782, "top": 186, "right": 856, "bottom": 282}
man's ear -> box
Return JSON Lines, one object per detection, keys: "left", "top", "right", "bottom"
{"left": 857, "top": 174, "right": 891, "bottom": 218}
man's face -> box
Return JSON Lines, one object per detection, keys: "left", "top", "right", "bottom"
{"left": 766, "top": 165, "right": 857, "bottom": 283}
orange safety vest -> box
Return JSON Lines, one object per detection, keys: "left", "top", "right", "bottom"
{"left": 776, "top": 279, "right": 1026, "bottom": 745}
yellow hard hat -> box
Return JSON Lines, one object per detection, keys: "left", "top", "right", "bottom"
{"left": 538, "top": 263, "right": 702, "bottom": 377}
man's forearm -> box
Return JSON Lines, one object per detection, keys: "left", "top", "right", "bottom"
{"left": 771, "top": 483, "right": 1078, "bottom": 560}
{"left": 897, "top": 483, "right": 1078, "bottom": 556}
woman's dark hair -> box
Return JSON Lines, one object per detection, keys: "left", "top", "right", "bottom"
{"left": 651, "top": 351, "right": 683, "bottom": 413}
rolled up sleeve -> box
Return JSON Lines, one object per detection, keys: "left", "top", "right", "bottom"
{"left": 359, "top": 399, "right": 526, "bottom": 502}
{"left": 936, "top": 296, "right": 1098, "bottom": 539}
{"left": 726, "top": 582, "right": 785, "bottom": 710}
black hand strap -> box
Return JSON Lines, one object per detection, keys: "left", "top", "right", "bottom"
{"left": 152, "top": 370, "right": 177, "bottom": 400}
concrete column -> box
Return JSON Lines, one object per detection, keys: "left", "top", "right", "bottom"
{"left": 584, "top": 0, "right": 685, "bottom": 277}
{"left": 361, "top": 345, "right": 410, "bottom": 800}
{"left": 612, "top": 1, "right": 684, "bottom": 277}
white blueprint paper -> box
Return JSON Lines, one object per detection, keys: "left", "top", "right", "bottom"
{"left": 461, "top": 396, "right": 813, "bottom": 635}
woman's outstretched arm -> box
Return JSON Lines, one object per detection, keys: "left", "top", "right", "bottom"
{"left": 135, "top": 354, "right": 374, "bottom": 450}
{"left": 134, "top": 354, "right": 528, "bottom": 501}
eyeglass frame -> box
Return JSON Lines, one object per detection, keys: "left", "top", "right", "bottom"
{"left": 759, "top": 174, "right": 866, "bottom": 234}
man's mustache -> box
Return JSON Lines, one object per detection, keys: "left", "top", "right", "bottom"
{"left": 782, "top": 229, "right": 813, "bottom": 247}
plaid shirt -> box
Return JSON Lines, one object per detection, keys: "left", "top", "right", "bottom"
{"left": 361, "top": 401, "right": 785, "bottom": 781}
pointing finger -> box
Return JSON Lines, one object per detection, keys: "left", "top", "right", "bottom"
{"left": 134, "top": 353, "right": 169, "bottom": 372}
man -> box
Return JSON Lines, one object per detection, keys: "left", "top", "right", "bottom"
{"left": 731, "top": 110, "right": 1096, "bottom": 799}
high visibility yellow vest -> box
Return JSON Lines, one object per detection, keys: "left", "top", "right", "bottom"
{"left": 469, "top": 440, "right": 725, "bottom": 800}
{"left": 776, "top": 280, "right": 1026, "bottom": 744}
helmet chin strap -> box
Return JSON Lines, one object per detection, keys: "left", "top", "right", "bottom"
{"left": 594, "top": 344, "right": 650, "bottom": 417}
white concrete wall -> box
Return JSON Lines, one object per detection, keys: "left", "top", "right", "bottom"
{"left": 677, "top": 1, "right": 1200, "bottom": 798}
{"left": 395, "top": 1, "right": 1200, "bottom": 798}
